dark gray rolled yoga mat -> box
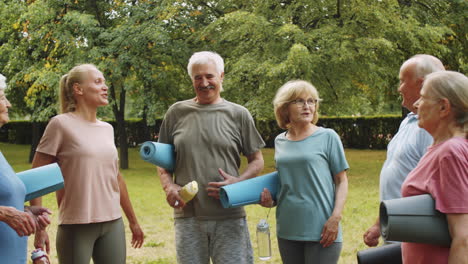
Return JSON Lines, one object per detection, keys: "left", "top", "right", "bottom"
{"left": 357, "top": 243, "right": 402, "bottom": 264}
{"left": 380, "top": 194, "right": 451, "bottom": 247}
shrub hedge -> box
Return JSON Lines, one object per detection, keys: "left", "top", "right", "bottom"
{"left": 0, "top": 115, "right": 403, "bottom": 149}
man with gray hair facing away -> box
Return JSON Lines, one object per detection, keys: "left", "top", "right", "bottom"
{"left": 157, "top": 51, "right": 265, "bottom": 264}
{"left": 363, "top": 54, "right": 445, "bottom": 247}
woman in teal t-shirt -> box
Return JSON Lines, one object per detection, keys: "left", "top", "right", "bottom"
{"left": 260, "top": 80, "right": 349, "bottom": 264}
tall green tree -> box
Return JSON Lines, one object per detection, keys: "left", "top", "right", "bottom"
{"left": 1, "top": 0, "right": 465, "bottom": 167}
{"left": 191, "top": 0, "right": 454, "bottom": 118}
{"left": 0, "top": 0, "right": 192, "bottom": 168}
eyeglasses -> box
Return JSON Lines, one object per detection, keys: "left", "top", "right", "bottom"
{"left": 290, "top": 98, "right": 318, "bottom": 107}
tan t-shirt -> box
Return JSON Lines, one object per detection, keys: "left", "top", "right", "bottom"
{"left": 36, "top": 113, "right": 121, "bottom": 225}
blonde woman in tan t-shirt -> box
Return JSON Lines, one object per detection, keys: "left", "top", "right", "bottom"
{"left": 30, "top": 64, "right": 144, "bottom": 264}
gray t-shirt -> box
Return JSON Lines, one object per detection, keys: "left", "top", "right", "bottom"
{"left": 158, "top": 99, "right": 265, "bottom": 220}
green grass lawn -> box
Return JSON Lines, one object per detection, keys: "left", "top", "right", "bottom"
{"left": 1, "top": 143, "right": 386, "bottom": 264}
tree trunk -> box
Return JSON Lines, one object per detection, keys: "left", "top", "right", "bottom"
{"left": 142, "top": 104, "right": 151, "bottom": 141}
{"left": 116, "top": 110, "right": 129, "bottom": 169}
{"left": 29, "top": 121, "right": 41, "bottom": 163}
{"left": 109, "top": 78, "right": 129, "bottom": 169}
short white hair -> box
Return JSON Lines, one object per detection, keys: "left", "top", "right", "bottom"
{"left": 402, "top": 54, "right": 445, "bottom": 79}
{"left": 423, "top": 71, "right": 468, "bottom": 133}
{"left": 0, "top": 74, "right": 6, "bottom": 90}
{"left": 187, "top": 51, "right": 224, "bottom": 79}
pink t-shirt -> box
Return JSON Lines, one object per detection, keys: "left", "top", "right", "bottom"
{"left": 36, "top": 113, "right": 121, "bottom": 224}
{"left": 401, "top": 137, "right": 468, "bottom": 264}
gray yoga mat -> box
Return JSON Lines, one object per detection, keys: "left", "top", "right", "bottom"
{"left": 380, "top": 194, "right": 451, "bottom": 246}
{"left": 357, "top": 243, "right": 402, "bottom": 264}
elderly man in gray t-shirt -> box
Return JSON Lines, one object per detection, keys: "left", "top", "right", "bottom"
{"left": 157, "top": 51, "right": 265, "bottom": 264}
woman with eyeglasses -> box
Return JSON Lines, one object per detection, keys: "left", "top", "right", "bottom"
{"left": 260, "top": 80, "right": 349, "bottom": 263}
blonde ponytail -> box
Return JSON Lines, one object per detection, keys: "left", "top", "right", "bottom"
{"left": 59, "top": 64, "right": 98, "bottom": 113}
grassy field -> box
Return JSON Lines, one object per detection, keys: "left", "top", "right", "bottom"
{"left": 1, "top": 143, "right": 386, "bottom": 264}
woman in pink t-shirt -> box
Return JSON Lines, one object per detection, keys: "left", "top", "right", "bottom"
{"left": 30, "top": 64, "right": 144, "bottom": 264}
{"left": 401, "top": 71, "right": 468, "bottom": 264}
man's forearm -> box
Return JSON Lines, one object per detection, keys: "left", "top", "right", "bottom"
{"left": 158, "top": 167, "right": 175, "bottom": 190}
{"left": 239, "top": 152, "right": 264, "bottom": 181}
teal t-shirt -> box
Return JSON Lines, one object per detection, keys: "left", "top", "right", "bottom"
{"left": 275, "top": 127, "right": 349, "bottom": 242}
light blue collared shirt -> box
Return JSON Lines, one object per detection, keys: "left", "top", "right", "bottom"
{"left": 380, "top": 113, "right": 433, "bottom": 201}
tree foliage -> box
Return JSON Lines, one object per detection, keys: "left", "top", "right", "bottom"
{"left": 0, "top": 0, "right": 465, "bottom": 166}
{"left": 190, "top": 0, "right": 459, "bottom": 118}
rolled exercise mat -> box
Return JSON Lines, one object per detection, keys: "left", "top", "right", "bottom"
{"left": 357, "top": 243, "right": 402, "bottom": 264}
{"left": 140, "top": 141, "right": 175, "bottom": 171}
{"left": 220, "top": 171, "right": 278, "bottom": 208}
{"left": 17, "top": 163, "right": 64, "bottom": 202}
{"left": 380, "top": 194, "right": 451, "bottom": 246}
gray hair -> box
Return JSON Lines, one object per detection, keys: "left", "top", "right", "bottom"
{"left": 423, "top": 71, "right": 468, "bottom": 134}
{"left": 0, "top": 74, "right": 6, "bottom": 90}
{"left": 403, "top": 54, "right": 445, "bottom": 79}
{"left": 187, "top": 51, "right": 224, "bottom": 79}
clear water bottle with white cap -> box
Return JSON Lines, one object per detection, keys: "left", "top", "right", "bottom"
{"left": 31, "top": 248, "right": 50, "bottom": 264}
{"left": 256, "top": 219, "right": 271, "bottom": 260}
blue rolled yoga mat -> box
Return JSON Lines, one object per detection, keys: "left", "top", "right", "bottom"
{"left": 220, "top": 171, "right": 278, "bottom": 208}
{"left": 380, "top": 194, "right": 451, "bottom": 246}
{"left": 17, "top": 163, "right": 64, "bottom": 202}
{"left": 139, "top": 141, "right": 175, "bottom": 171}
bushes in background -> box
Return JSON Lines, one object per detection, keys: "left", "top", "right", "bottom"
{"left": 0, "top": 115, "right": 402, "bottom": 149}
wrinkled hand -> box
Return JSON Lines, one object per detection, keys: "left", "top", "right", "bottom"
{"left": 207, "top": 168, "right": 240, "bottom": 199}
{"left": 2, "top": 206, "right": 36, "bottom": 237}
{"left": 363, "top": 223, "right": 380, "bottom": 247}
{"left": 130, "top": 222, "right": 144, "bottom": 248}
{"left": 34, "top": 229, "right": 50, "bottom": 254}
{"left": 320, "top": 216, "right": 340, "bottom": 248}
{"left": 164, "top": 183, "right": 185, "bottom": 209}
{"left": 25, "top": 206, "right": 52, "bottom": 230}
{"left": 260, "top": 188, "right": 275, "bottom": 208}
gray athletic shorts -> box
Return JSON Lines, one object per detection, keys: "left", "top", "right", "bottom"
{"left": 278, "top": 237, "right": 342, "bottom": 264}
{"left": 56, "top": 218, "right": 126, "bottom": 264}
{"left": 174, "top": 217, "right": 253, "bottom": 264}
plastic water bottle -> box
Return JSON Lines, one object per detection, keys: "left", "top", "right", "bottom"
{"left": 31, "top": 248, "right": 49, "bottom": 264}
{"left": 256, "top": 219, "right": 271, "bottom": 260}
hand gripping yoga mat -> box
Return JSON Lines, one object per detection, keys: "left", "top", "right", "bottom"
{"left": 380, "top": 194, "right": 451, "bottom": 246}
{"left": 220, "top": 171, "right": 278, "bottom": 208}
{"left": 357, "top": 244, "right": 402, "bottom": 264}
{"left": 140, "top": 141, "right": 175, "bottom": 171}
{"left": 17, "top": 163, "right": 64, "bottom": 202}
